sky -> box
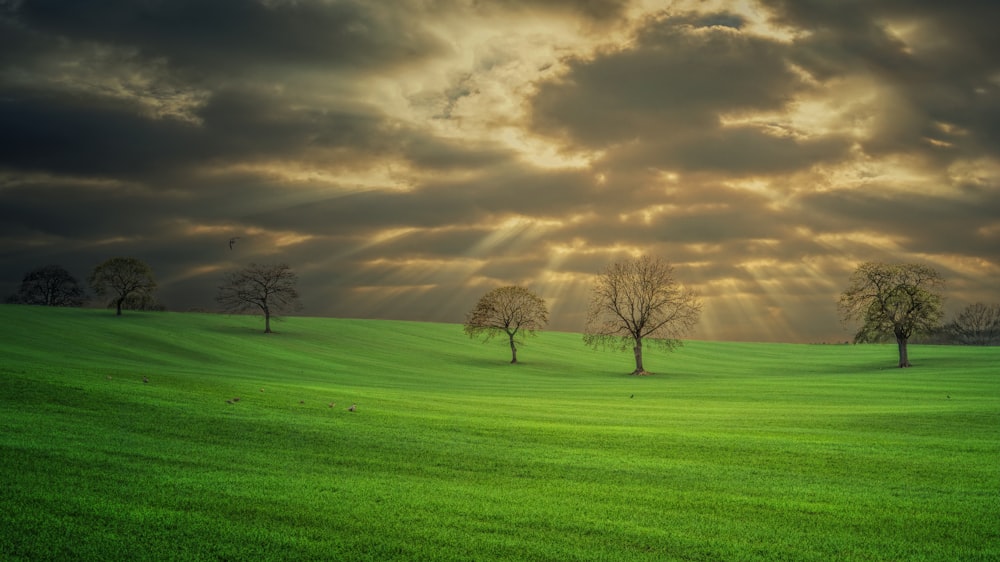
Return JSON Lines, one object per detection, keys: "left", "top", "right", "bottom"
{"left": 1, "top": 0, "right": 998, "bottom": 343}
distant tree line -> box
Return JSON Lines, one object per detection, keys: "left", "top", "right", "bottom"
{"left": 5, "top": 259, "right": 298, "bottom": 330}
{"left": 5, "top": 256, "right": 997, "bottom": 372}
{"left": 915, "top": 302, "right": 1000, "bottom": 346}
{"left": 5, "top": 264, "right": 86, "bottom": 307}
{"left": 944, "top": 302, "right": 1000, "bottom": 345}
{"left": 466, "top": 259, "right": 996, "bottom": 372}
{"left": 6, "top": 259, "right": 163, "bottom": 314}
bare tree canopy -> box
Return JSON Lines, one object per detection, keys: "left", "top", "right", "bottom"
{"left": 7, "top": 264, "right": 86, "bottom": 307}
{"left": 464, "top": 285, "right": 549, "bottom": 363}
{"left": 947, "top": 302, "right": 1000, "bottom": 346}
{"left": 838, "top": 262, "right": 945, "bottom": 367}
{"left": 216, "top": 263, "right": 300, "bottom": 333}
{"left": 88, "top": 257, "right": 157, "bottom": 316}
{"left": 583, "top": 255, "right": 701, "bottom": 375}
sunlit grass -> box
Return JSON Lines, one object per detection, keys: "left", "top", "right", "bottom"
{"left": 1, "top": 305, "right": 998, "bottom": 560}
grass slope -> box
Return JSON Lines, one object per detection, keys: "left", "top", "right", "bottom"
{"left": 1, "top": 305, "right": 998, "bottom": 561}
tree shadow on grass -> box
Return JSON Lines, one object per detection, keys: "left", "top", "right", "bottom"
{"left": 205, "top": 317, "right": 291, "bottom": 336}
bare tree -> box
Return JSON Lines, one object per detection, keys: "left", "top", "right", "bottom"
{"left": 947, "top": 302, "right": 1000, "bottom": 346}
{"left": 583, "top": 255, "right": 701, "bottom": 375}
{"left": 88, "top": 257, "right": 157, "bottom": 316}
{"left": 838, "top": 262, "right": 945, "bottom": 367}
{"left": 7, "top": 265, "right": 85, "bottom": 306}
{"left": 216, "top": 263, "right": 300, "bottom": 333}
{"left": 464, "top": 286, "right": 549, "bottom": 363}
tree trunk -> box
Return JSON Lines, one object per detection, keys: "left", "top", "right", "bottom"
{"left": 115, "top": 297, "right": 123, "bottom": 316}
{"left": 632, "top": 339, "right": 646, "bottom": 375}
{"left": 264, "top": 309, "right": 272, "bottom": 334}
{"left": 896, "top": 335, "right": 911, "bottom": 368}
{"left": 509, "top": 334, "right": 518, "bottom": 364}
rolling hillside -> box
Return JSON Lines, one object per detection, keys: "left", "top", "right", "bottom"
{"left": 2, "top": 305, "right": 998, "bottom": 561}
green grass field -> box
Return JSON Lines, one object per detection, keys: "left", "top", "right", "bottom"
{"left": 1, "top": 305, "right": 998, "bottom": 561}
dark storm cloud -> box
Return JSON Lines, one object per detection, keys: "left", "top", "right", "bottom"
{"left": 11, "top": 0, "right": 446, "bottom": 75}
{"left": 399, "top": 136, "right": 514, "bottom": 171}
{"left": 0, "top": 90, "right": 206, "bottom": 178}
{"left": 764, "top": 0, "right": 1000, "bottom": 158}
{"left": 764, "top": 0, "right": 1000, "bottom": 62}
{"left": 196, "top": 88, "right": 394, "bottom": 159}
{"left": 250, "top": 167, "right": 601, "bottom": 236}
{"left": 530, "top": 10, "right": 852, "bottom": 173}
{"left": 0, "top": 169, "right": 303, "bottom": 244}
{"left": 0, "top": 81, "right": 416, "bottom": 181}
{"left": 0, "top": 0, "right": 453, "bottom": 179}
{"left": 796, "top": 186, "right": 1000, "bottom": 262}
{"left": 461, "top": 0, "right": 629, "bottom": 21}
{"left": 0, "top": 179, "right": 166, "bottom": 239}
{"left": 532, "top": 12, "right": 801, "bottom": 143}
{"left": 609, "top": 126, "right": 850, "bottom": 174}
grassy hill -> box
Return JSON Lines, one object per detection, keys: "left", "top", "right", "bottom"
{"left": 1, "top": 305, "right": 998, "bottom": 560}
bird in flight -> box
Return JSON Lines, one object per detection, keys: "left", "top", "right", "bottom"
{"left": 228, "top": 237, "right": 240, "bottom": 250}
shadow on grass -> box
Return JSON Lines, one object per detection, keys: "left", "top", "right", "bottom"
{"left": 450, "top": 356, "right": 644, "bottom": 380}
{"left": 208, "top": 325, "right": 274, "bottom": 336}
{"left": 204, "top": 314, "right": 294, "bottom": 336}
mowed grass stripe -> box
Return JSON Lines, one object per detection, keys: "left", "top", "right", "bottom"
{"left": 1, "top": 305, "right": 998, "bottom": 561}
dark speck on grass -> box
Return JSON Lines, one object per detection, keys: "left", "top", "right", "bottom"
{"left": 232, "top": 397, "right": 240, "bottom": 402}
{"left": 348, "top": 404, "right": 356, "bottom": 412}
{"left": 142, "top": 376, "right": 149, "bottom": 384}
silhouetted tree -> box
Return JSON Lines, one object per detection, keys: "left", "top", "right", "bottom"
{"left": 583, "top": 255, "right": 701, "bottom": 375}
{"left": 838, "top": 262, "right": 945, "bottom": 367}
{"left": 464, "top": 286, "right": 549, "bottom": 363}
{"left": 88, "top": 257, "right": 157, "bottom": 316}
{"left": 7, "top": 265, "right": 85, "bottom": 306}
{"left": 946, "top": 302, "right": 1000, "bottom": 346}
{"left": 216, "top": 263, "right": 300, "bottom": 333}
